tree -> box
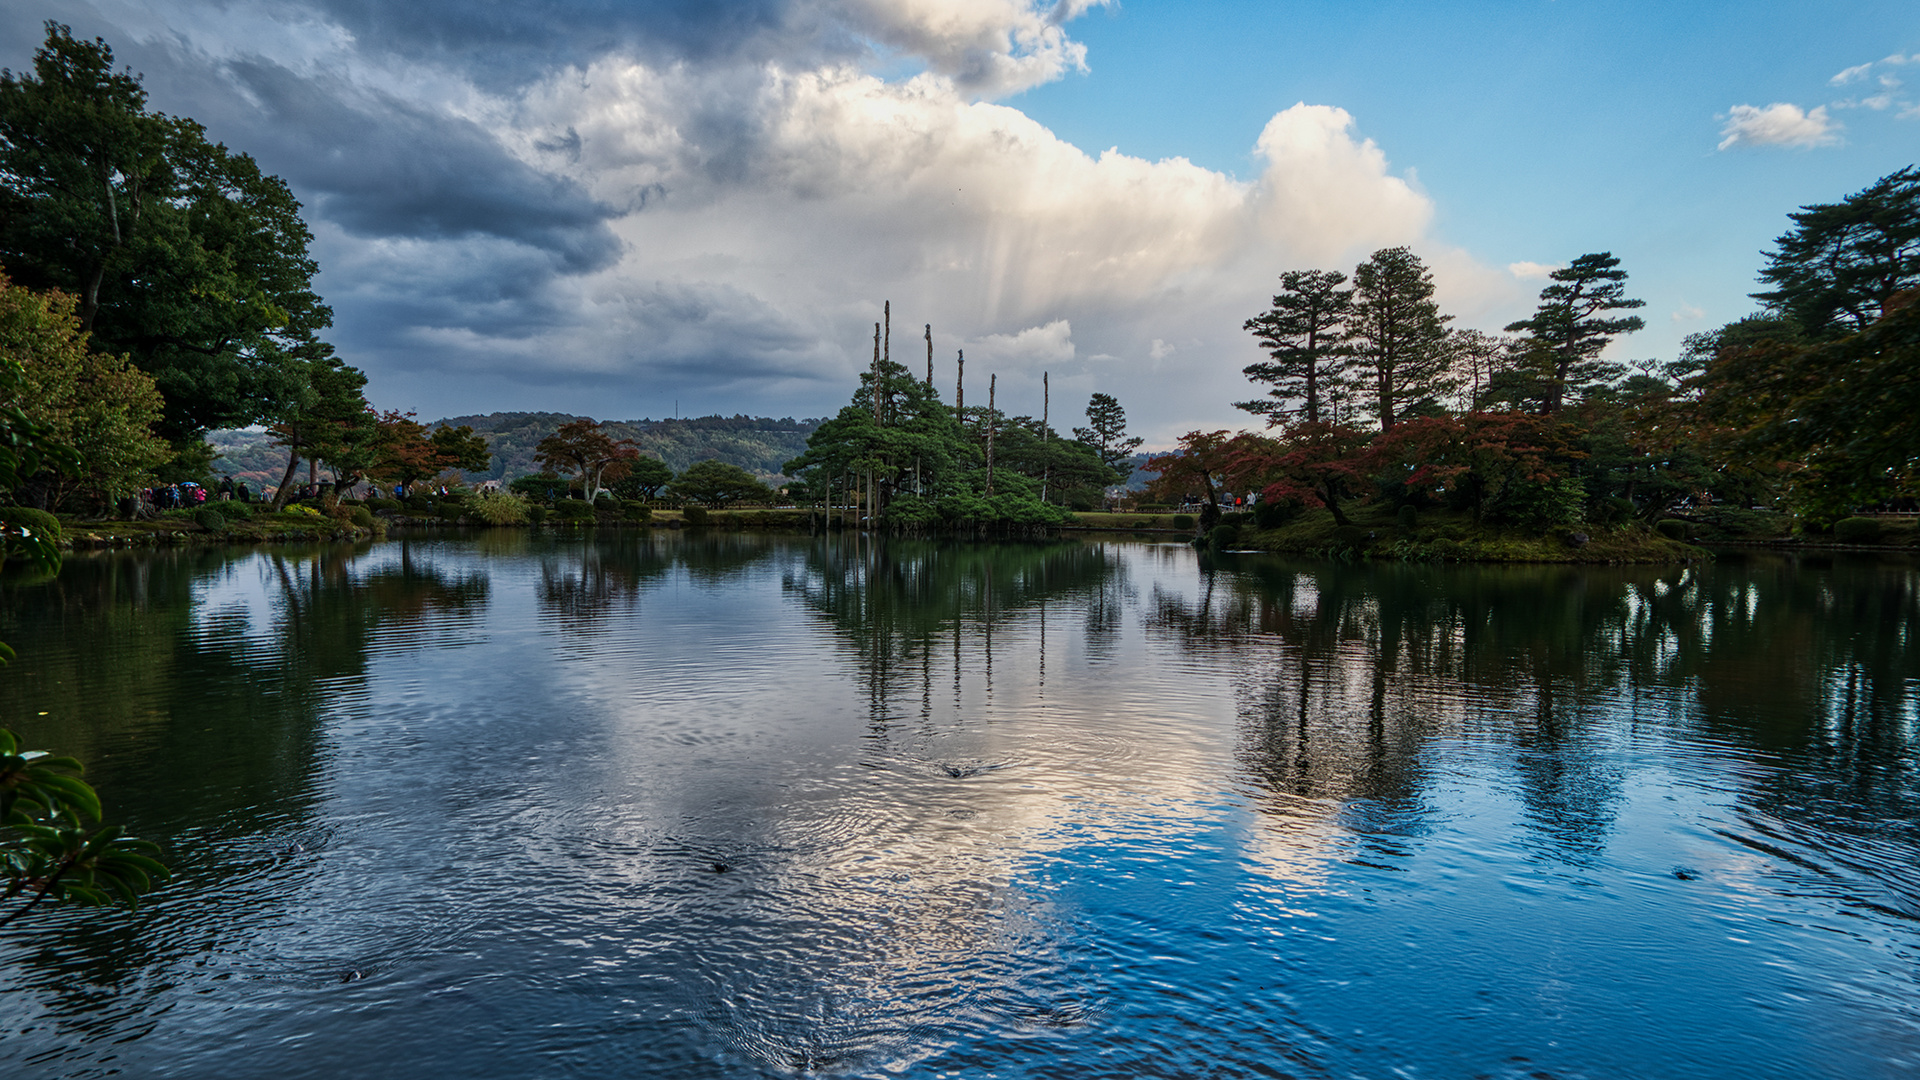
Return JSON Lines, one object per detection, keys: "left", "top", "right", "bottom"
{"left": 534, "top": 419, "right": 639, "bottom": 502}
{"left": 0, "top": 272, "right": 168, "bottom": 512}
{"left": 1369, "top": 413, "right": 1583, "bottom": 527}
{"left": 1243, "top": 422, "right": 1372, "bottom": 526}
{"left": 1504, "top": 252, "right": 1645, "bottom": 413}
{"left": 1445, "top": 328, "right": 1513, "bottom": 412}
{"left": 1348, "top": 247, "right": 1452, "bottom": 430}
{"left": 365, "top": 412, "right": 491, "bottom": 496}
{"left": 0, "top": 330, "right": 74, "bottom": 599}
{"left": 1072, "top": 392, "right": 1143, "bottom": 476}
{"left": 1239, "top": 269, "right": 1352, "bottom": 425}
{"left": 1754, "top": 166, "right": 1920, "bottom": 339}
{"left": 264, "top": 344, "right": 375, "bottom": 507}
{"left": 1700, "top": 288, "right": 1920, "bottom": 525}
{"left": 2, "top": 728, "right": 166, "bottom": 924}
{"left": 671, "top": 459, "right": 772, "bottom": 507}
{"left": 0, "top": 24, "right": 332, "bottom": 444}
{"left": 1143, "top": 429, "right": 1257, "bottom": 531}
{"left": 610, "top": 455, "right": 674, "bottom": 500}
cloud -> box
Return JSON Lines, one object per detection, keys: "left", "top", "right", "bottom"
{"left": 1831, "top": 62, "right": 1873, "bottom": 86}
{"left": 1716, "top": 103, "right": 1840, "bottom": 150}
{"left": 3, "top": 0, "right": 1510, "bottom": 440}
{"left": 1671, "top": 304, "right": 1705, "bottom": 324}
{"left": 1507, "top": 261, "right": 1563, "bottom": 280}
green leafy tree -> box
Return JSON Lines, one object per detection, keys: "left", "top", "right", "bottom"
{"left": 1504, "top": 252, "right": 1645, "bottom": 413}
{"left": 264, "top": 344, "right": 375, "bottom": 506}
{"left": 0, "top": 272, "right": 168, "bottom": 512}
{"left": 0, "top": 344, "right": 74, "bottom": 603}
{"left": 1701, "top": 290, "right": 1920, "bottom": 526}
{"left": 1073, "top": 392, "right": 1143, "bottom": 474}
{"left": 0, "top": 24, "right": 331, "bottom": 444}
{"left": 671, "top": 459, "right": 773, "bottom": 507}
{"left": 1754, "top": 166, "right": 1920, "bottom": 340}
{"left": 610, "top": 455, "right": 674, "bottom": 500}
{"left": 1239, "top": 269, "right": 1352, "bottom": 425}
{"left": 1348, "top": 247, "right": 1452, "bottom": 430}
{"left": 1, "top": 729, "right": 167, "bottom": 925}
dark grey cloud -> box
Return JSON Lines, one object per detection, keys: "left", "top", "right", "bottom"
{"left": 286, "top": 0, "right": 841, "bottom": 89}
{"left": 220, "top": 58, "right": 622, "bottom": 270}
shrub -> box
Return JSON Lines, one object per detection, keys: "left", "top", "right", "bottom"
{"left": 526, "top": 506, "right": 548, "bottom": 525}
{"left": 553, "top": 498, "right": 595, "bottom": 522}
{"left": 1332, "top": 525, "right": 1371, "bottom": 550}
{"left": 1396, "top": 505, "right": 1418, "bottom": 530}
{"left": 1171, "top": 513, "right": 1195, "bottom": 530}
{"left": 509, "top": 474, "right": 563, "bottom": 501}
{"left": 469, "top": 491, "right": 531, "bottom": 526}
{"left": 1833, "top": 516, "right": 1883, "bottom": 544}
{"left": 193, "top": 507, "right": 225, "bottom": 531}
{"left": 1593, "top": 497, "right": 1637, "bottom": 526}
{"left": 683, "top": 505, "right": 709, "bottom": 526}
{"left": 619, "top": 500, "right": 652, "bottom": 524}
{"left": 2, "top": 506, "right": 62, "bottom": 546}
{"left": 1252, "top": 500, "right": 1297, "bottom": 529}
{"left": 214, "top": 500, "right": 254, "bottom": 520}
{"left": 367, "top": 498, "right": 402, "bottom": 512}
{"left": 1655, "top": 519, "right": 1690, "bottom": 541}
{"left": 1207, "top": 523, "right": 1240, "bottom": 550}
{"left": 349, "top": 506, "right": 376, "bottom": 529}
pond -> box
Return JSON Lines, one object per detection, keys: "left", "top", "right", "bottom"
{"left": 2, "top": 533, "right": 1917, "bottom": 1078}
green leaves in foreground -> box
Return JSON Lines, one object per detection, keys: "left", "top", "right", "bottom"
{"left": 1, "top": 728, "right": 167, "bottom": 924}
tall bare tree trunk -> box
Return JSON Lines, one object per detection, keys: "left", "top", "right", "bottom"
{"left": 924, "top": 324, "right": 933, "bottom": 386}
{"left": 986, "top": 373, "right": 996, "bottom": 497}
{"left": 956, "top": 350, "right": 965, "bottom": 419}
{"left": 1041, "top": 371, "right": 1050, "bottom": 504}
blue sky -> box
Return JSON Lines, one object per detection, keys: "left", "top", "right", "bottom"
{"left": 5, "top": 1, "right": 1915, "bottom": 443}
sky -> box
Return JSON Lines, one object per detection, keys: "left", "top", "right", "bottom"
{"left": 5, "top": 1, "right": 1916, "bottom": 445}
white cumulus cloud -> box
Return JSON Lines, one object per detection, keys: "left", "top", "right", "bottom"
{"left": 1831, "top": 62, "right": 1873, "bottom": 85}
{"left": 1717, "top": 103, "right": 1840, "bottom": 150}
{"left": 1507, "top": 261, "right": 1563, "bottom": 280}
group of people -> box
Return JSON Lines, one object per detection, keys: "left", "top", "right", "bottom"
{"left": 134, "top": 475, "right": 488, "bottom": 514}
{"left": 137, "top": 475, "right": 256, "bottom": 513}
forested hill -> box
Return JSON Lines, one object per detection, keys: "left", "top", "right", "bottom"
{"left": 441, "top": 413, "right": 823, "bottom": 482}
{"left": 209, "top": 413, "right": 825, "bottom": 486}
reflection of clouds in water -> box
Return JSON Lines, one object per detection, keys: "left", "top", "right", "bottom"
{"left": 681, "top": 878, "right": 1099, "bottom": 1074}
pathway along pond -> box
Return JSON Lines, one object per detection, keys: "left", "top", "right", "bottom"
{"left": 2, "top": 534, "right": 1917, "bottom": 1078}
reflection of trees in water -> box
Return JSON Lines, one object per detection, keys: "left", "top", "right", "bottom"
{"left": 1147, "top": 554, "right": 1919, "bottom": 867}
{"left": 0, "top": 540, "right": 489, "bottom": 1013}
{"left": 533, "top": 532, "right": 776, "bottom": 632}
{"left": 1686, "top": 555, "right": 1920, "bottom": 912}
{"left": 535, "top": 533, "right": 673, "bottom": 630}
{"left": 783, "top": 536, "right": 1127, "bottom": 720}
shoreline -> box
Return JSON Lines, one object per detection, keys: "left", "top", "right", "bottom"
{"left": 32, "top": 507, "right": 1917, "bottom": 564}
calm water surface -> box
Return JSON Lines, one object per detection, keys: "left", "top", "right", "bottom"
{"left": 1, "top": 533, "right": 1917, "bottom": 1078}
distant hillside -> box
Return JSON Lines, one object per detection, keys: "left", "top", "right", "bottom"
{"left": 208, "top": 413, "right": 825, "bottom": 486}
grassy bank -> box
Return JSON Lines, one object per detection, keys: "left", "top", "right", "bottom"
{"left": 1209, "top": 504, "right": 1707, "bottom": 563}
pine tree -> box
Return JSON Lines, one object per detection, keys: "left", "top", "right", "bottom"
{"left": 1238, "top": 269, "right": 1352, "bottom": 425}
{"left": 1754, "top": 166, "right": 1920, "bottom": 340}
{"left": 1504, "top": 252, "right": 1644, "bottom": 413}
{"left": 1073, "top": 392, "right": 1143, "bottom": 475}
{"left": 1348, "top": 247, "right": 1451, "bottom": 430}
